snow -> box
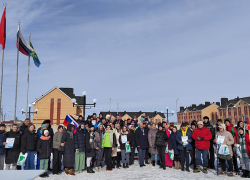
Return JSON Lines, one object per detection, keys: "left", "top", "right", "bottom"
{"left": 34, "top": 162, "right": 243, "bottom": 180}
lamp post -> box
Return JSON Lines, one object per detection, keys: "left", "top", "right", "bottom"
{"left": 164, "top": 106, "right": 174, "bottom": 124}
{"left": 22, "top": 104, "right": 38, "bottom": 119}
{"left": 71, "top": 91, "right": 97, "bottom": 120}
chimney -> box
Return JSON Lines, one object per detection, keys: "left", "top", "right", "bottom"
{"left": 192, "top": 104, "right": 196, "bottom": 109}
{"left": 216, "top": 102, "right": 220, "bottom": 106}
{"left": 221, "top": 98, "right": 228, "bottom": 107}
{"left": 237, "top": 96, "right": 240, "bottom": 100}
{"left": 124, "top": 111, "right": 126, "bottom": 114}
{"left": 180, "top": 106, "right": 184, "bottom": 112}
{"left": 205, "top": 102, "right": 210, "bottom": 107}
{"left": 154, "top": 111, "right": 157, "bottom": 114}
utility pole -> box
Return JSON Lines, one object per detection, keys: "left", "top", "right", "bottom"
{"left": 109, "top": 98, "right": 111, "bottom": 112}
{"left": 117, "top": 99, "right": 119, "bottom": 115}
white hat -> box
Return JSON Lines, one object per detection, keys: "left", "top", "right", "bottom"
{"left": 197, "top": 121, "right": 203, "bottom": 125}
{"left": 218, "top": 124, "right": 225, "bottom": 130}
{"left": 44, "top": 130, "right": 49, "bottom": 135}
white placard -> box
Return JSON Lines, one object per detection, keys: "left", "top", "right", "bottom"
{"left": 217, "top": 135, "right": 225, "bottom": 145}
{"left": 121, "top": 135, "right": 127, "bottom": 144}
{"left": 5, "top": 138, "right": 15, "bottom": 148}
{"left": 182, "top": 136, "right": 188, "bottom": 145}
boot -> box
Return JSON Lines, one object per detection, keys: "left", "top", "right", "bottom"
{"left": 43, "top": 172, "right": 49, "bottom": 177}
{"left": 228, "top": 171, "right": 234, "bottom": 177}
{"left": 39, "top": 172, "right": 45, "bottom": 177}
{"left": 193, "top": 166, "right": 200, "bottom": 173}
{"left": 116, "top": 164, "right": 120, "bottom": 169}
{"left": 90, "top": 167, "right": 95, "bottom": 173}
{"left": 248, "top": 170, "right": 250, "bottom": 178}
{"left": 149, "top": 158, "right": 152, "bottom": 164}
{"left": 157, "top": 160, "right": 161, "bottom": 166}
{"left": 87, "top": 167, "right": 94, "bottom": 173}
{"left": 123, "top": 163, "right": 126, "bottom": 168}
{"left": 219, "top": 170, "right": 226, "bottom": 175}
{"left": 68, "top": 169, "right": 75, "bottom": 176}
{"left": 177, "top": 161, "right": 180, "bottom": 170}
{"left": 64, "top": 168, "right": 69, "bottom": 174}
{"left": 203, "top": 167, "right": 208, "bottom": 174}
{"left": 163, "top": 165, "right": 166, "bottom": 170}
{"left": 152, "top": 160, "right": 155, "bottom": 166}
{"left": 126, "top": 163, "right": 129, "bottom": 168}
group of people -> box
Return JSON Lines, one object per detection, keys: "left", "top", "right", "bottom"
{"left": 0, "top": 113, "right": 249, "bottom": 178}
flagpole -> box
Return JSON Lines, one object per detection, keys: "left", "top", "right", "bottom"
{"left": 14, "top": 21, "right": 20, "bottom": 123}
{"left": 25, "top": 33, "right": 31, "bottom": 119}
{"left": 0, "top": 3, "right": 6, "bottom": 123}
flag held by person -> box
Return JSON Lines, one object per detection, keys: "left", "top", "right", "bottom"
{"left": 63, "top": 114, "right": 79, "bottom": 128}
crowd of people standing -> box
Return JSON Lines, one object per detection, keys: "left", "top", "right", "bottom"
{"left": 0, "top": 113, "right": 249, "bottom": 178}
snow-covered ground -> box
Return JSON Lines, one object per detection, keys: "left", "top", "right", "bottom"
{"left": 34, "top": 162, "right": 243, "bottom": 180}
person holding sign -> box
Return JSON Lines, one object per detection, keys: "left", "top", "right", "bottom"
{"left": 192, "top": 121, "right": 212, "bottom": 174}
{"left": 176, "top": 123, "right": 192, "bottom": 172}
{"left": 5, "top": 123, "right": 21, "bottom": 170}
{"left": 0, "top": 124, "right": 7, "bottom": 170}
{"left": 119, "top": 126, "right": 131, "bottom": 168}
{"left": 214, "top": 124, "right": 234, "bottom": 177}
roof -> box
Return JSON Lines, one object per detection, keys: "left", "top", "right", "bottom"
{"left": 220, "top": 96, "right": 250, "bottom": 108}
{"left": 180, "top": 103, "right": 217, "bottom": 113}
{"left": 100, "top": 111, "right": 166, "bottom": 119}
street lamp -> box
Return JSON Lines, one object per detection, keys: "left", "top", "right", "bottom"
{"left": 71, "top": 91, "right": 97, "bottom": 120}
{"left": 22, "top": 103, "right": 37, "bottom": 119}
{"left": 163, "top": 106, "right": 174, "bottom": 123}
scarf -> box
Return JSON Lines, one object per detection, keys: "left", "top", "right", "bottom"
{"left": 104, "top": 130, "right": 113, "bottom": 146}
{"left": 89, "top": 131, "right": 95, "bottom": 149}
{"left": 67, "top": 131, "right": 74, "bottom": 139}
{"left": 40, "top": 135, "right": 51, "bottom": 140}
{"left": 239, "top": 133, "right": 248, "bottom": 158}
{"left": 181, "top": 127, "right": 188, "bottom": 147}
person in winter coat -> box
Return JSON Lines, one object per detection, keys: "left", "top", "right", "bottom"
{"left": 237, "top": 121, "right": 244, "bottom": 130}
{"left": 128, "top": 124, "right": 136, "bottom": 166}
{"left": 190, "top": 121, "right": 197, "bottom": 169}
{"left": 94, "top": 123, "right": 104, "bottom": 171}
{"left": 155, "top": 124, "right": 168, "bottom": 170}
{"left": 102, "top": 124, "right": 116, "bottom": 171}
{"left": 165, "top": 123, "right": 173, "bottom": 168}
{"left": 74, "top": 124, "right": 86, "bottom": 173}
{"left": 214, "top": 124, "right": 234, "bottom": 177}
{"left": 36, "top": 124, "right": 47, "bottom": 170}
{"left": 135, "top": 122, "right": 149, "bottom": 167}
{"left": 86, "top": 125, "right": 96, "bottom": 173}
{"left": 225, "top": 119, "right": 239, "bottom": 174}
{"left": 0, "top": 124, "right": 7, "bottom": 170}
{"left": 203, "top": 116, "right": 215, "bottom": 169}
{"left": 192, "top": 121, "right": 212, "bottom": 174}
{"left": 176, "top": 123, "right": 192, "bottom": 172}
{"left": 21, "top": 123, "right": 38, "bottom": 170}
{"left": 148, "top": 123, "right": 158, "bottom": 166}
{"left": 169, "top": 126, "right": 180, "bottom": 170}
{"left": 52, "top": 125, "right": 64, "bottom": 175}
{"left": 238, "top": 127, "right": 250, "bottom": 178}
{"left": 37, "top": 130, "right": 52, "bottom": 178}
{"left": 19, "top": 118, "right": 30, "bottom": 135}
{"left": 5, "top": 124, "right": 21, "bottom": 170}
{"left": 61, "top": 124, "right": 75, "bottom": 175}
{"left": 112, "top": 124, "right": 121, "bottom": 168}
{"left": 119, "top": 126, "right": 130, "bottom": 168}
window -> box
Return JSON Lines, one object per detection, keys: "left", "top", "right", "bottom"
{"left": 238, "top": 107, "right": 241, "bottom": 112}
{"left": 235, "top": 115, "right": 237, "bottom": 119}
{"left": 246, "top": 114, "right": 248, "bottom": 118}
{"left": 228, "top": 108, "right": 231, "bottom": 112}
{"left": 51, "top": 98, "right": 54, "bottom": 102}
{"left": 245, "top": 107, "right": 248, "bottom": 111}
{"left": 234, "top": 108, "right": 237, "bottom": 112}
{"left": 229, "top": 115, "right": 231, "bottom": 118}
{"left": 239, "top": 115, "right": 242, "bottom": 118}
{"left": 223, "top": 109, "right": 226, "bottom": 113}
{"left": 58, "top": 99, "right": 61, "bottom": 103}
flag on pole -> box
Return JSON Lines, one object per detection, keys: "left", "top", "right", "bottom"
{"left": 16, "top": 27, "right": 41, "bottom": 67}
{"left": 29, "top": 36, "right": 41, "bottom": 67}
{"left": 0, "top": 7, "right": 6, "bottom": 50}
{"left": 63, "top": 114, "right": 79, "bottom": 128}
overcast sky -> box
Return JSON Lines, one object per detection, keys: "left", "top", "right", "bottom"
{"left": 1, "top": 0, "right": 250, "bottom": 122}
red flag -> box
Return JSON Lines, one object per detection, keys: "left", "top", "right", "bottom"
{"left": 0, "top": 7, "right": 6, "bottom": 50}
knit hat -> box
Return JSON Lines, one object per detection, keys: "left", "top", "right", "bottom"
{"left": 44, "top": 130, "right": 49, "bottom": 135}
{"left": 218, "top": 124, "right": 226, "bottom": 130}
{"left": 224, "top": 119, "right": 230, "bottom": 123}
{"left": 197, "top": 121, "right": 203, "bottom": 125}
{"left": 238, "top": 127, "right": 244, "bottom": 131}
{"left": 97, "top": 123, "right": 103, "bottom": 129}
{"left": 191, "top": 122, "right": 197, "bottom": 127}
{"left": 203, "top": 116, "right": 209, "bottom": 120}
{"left": 158, "top": 124, "right": 163, "bottom": 129}
{"left": 40, "top": 124, "right": 47, "bottom": 134}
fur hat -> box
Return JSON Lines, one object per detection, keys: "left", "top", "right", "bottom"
{"left": 197, "top": 121, "right": 204, "bottom": 125}
{"left": 203, "top": 116, "right": 209, "bottom": 120}
{"left": 224, "top": 119, "right": 230, "bottom": 123}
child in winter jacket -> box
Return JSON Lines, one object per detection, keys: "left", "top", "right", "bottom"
{"left": 0, "top": 123, "right": 7, "bottom": 170}
{"left": 238, "top": 127, "right": 250, "bottom": 178}
{"left": 37, "top": 129, "right": 52, "bottom": 178}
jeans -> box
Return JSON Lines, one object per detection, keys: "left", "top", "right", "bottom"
{"left": 180, "top": 147, "right": 190, "bottom": 170}
{"left": 196, "top": 149, "right": 208, "bottom": 167}
{"left": 24, "top": 151, "right": 35, "bottom": 170}
{"left": 138, "top": 148, "right": 146, "bottom": 165}
{"left": 121, "top": 150, "right": 129, "bottom": 164}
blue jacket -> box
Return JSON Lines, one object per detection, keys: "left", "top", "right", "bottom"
{"left": 168, "top": 132, "right": 179, "bottom": 154}
{"left": 0, "top": 130, "right": 7, "bottom": 155}
{"left": 74, "top": 128, "right": 87, "bottom": 152}
{"left": 135, "top": 127, "right": 148, "bottom": 149}
{"left": 176, "top": 129, "right": 192, "bottom": 151}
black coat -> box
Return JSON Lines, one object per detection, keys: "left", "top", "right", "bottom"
{"left": 61, "top": 124, "right": 75, "bottom": 167}
{"left": 135, "top": 128, "right": 148, "bottom": 149}
{"left": 119, "top": 132, "right": 131, "bottom": 150}
{"left": 74, "top": 128, "right": 86, "bottom": 152}
{"left": 19, "top": 124, "right": 28, "bottom": 135}
{"left": 155, "top": 130, "right": 168, "bottom": 147}
{"left": 21, "top": 130, "right": 38, "bottom": 153}
{"left": 129, "top": 129, "right": 136, "bottom": 148}
{"left": 168, "top": 132, "right": 179, "bottom": 154}
{"left": 37, "top": 131, "right": 53, "bottom": 159}
{"left": 204, "top": 121, "right": 215, "bottom": 141}
{"left": 5, "top": 130, "right": 21, "bottom": 164}
{"left": 86, "top": 131, "right": 95, "bottom": 157}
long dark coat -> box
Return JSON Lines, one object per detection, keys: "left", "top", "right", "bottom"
{"left": 135, "top": 128, "right": 148, "bottom": 149}
{"left": 5, "top": 130, "right": 21, "bottom": 164}
{"left": 168, "top": 132, "right": 179, "bottom": 154}
{"left": 86, "top": 131, "right": 96, "bottom": 157}
{"left": 61, "top": 124, "right": 75, "bottom": 168}
{"left": 74, "top": 128, "right": 86, "bottom": 152}
{"left": 94, "top": 130, "right": 103, "bottom": 160}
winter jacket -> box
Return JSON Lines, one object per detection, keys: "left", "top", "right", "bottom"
{"left": 37, "top": 131, "right": 53, "bottom": 159}
{"left": 37, "top": 126, "right": 54, "bottom": 140}
{"left": 102, "top": 130, "right": 116, "bottom": 148}
{"left": 86, "top": 131, "right": 96, "bottom": 157}
{"left": 5, "top": 130, "right": 21, "bottom": 164}
{"left": 53, "top": 131, "right": 64, "bottom": 150}
{"left": 95, "top": 130, "right": 103, "bottom": 160}
{"left": 204, "top": 121, "right": 215, "bottom": 141}
{"left": 238, "top": 132, "right": 250, "bottom": 157}
{"left": 168, "top": 132, "right": 179, "bottom": 154}
{"left": 129, "top": 129, "right": 136, "bottom": 148}
{"left": 226, "top": 124, "right": 238, "bottom": 144}
{"left": 176, "top": 128, "right": 192, "bottom": 151}
{"left": 135, "top": 127, "right": 148, "bottom": 149}
{"left": 155, "top": 130, "right": 168, "bottom": 147}
{"left": 192, "top": 126, "right": 212, "bottom": 150}
{"left": 148, "top": 128, "right": 158, "bottom": 154}
{"left": 61, "top": 124, "right": 75, "bottom": 167}
{"left": 0, "top": 130, "right": 7, "bottom": 155}
{"left": 19, "top": 123, "right": 28, "bottom": 135}
{"left": 74, "top": 128, "right": 87, "bottom": 152}
{"left": 21, "top": 130, "right": 38, "bottom": 153}
{"left": 216, "top": 130, "right": 234, "bottom": 156}
{"left": 119, "top": 131, "right": 131, "bottom": 150}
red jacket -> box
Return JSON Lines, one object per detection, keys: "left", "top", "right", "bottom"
{"left": 192, "top": 126, "right": 212, "bottom": 150}
{"left": 245, "top": 133, "right": 250, "bottom": 156}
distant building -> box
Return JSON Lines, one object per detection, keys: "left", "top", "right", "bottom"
{"left": 100, "top": 111, "right": 166, "bottom": 123}
{"left": 177, "top": 102, "right": 220, "bottom": 125}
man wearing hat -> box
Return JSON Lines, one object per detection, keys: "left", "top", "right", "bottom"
{"left": 192, "top": 121, "right": 212, "bottom": 174}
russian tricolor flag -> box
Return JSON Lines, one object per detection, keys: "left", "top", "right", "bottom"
{"left": 63, "top": 114, "right": 79, "bottom": 129}
{"left": 16, "top": 26, "right": 34, "bottom": 56}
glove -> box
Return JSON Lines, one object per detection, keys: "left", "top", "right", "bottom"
{"left": 22, "top": 152, "right": 26, "bottom": 155}
{"left": 76, "top": 149, "right": 79, "bottom": 153}
{"left": 199, "top": 137, "right": 204, "bottom": 140}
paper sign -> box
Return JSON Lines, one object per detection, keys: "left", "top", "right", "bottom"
{"left": 217, "top": 135, "right": 225, "bottom": 145}
{"left": 121, "top": 135, "right": 127, "bottom": 144}
{"left": 182, "top": 136, "right": 188, "bottom": 145}
{"left": 5, "top": 138, "right": 15, "bottom": 148}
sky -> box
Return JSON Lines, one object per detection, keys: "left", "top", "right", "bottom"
{"left": 1, "top": 0, "right": 250, "bottom": 122}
